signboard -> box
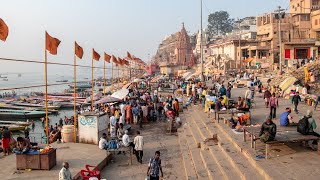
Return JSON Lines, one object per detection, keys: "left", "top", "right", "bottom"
{"left": 78, "top": 114, "right": 108, "bottom": 145}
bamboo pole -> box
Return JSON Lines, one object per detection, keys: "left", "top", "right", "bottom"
{"left": 44, "top": 38, "right": 49, "bottom": 145}
{"left": 122, "top": 65, "right": 125, "bottom": 81}
{"left": 73, "top": 54, "right": 77, "bottom": 143}
{"left": 118, "top": 65, "right": 120, "bottom": 89}
{"left": 111, "top": 61, "right": 114, "bottom": 92}
{"left": 91, "top": 58, "right": 94, "bottom": 111}
{"left": 104, "top": 60, "right": 106, "bottom": 96}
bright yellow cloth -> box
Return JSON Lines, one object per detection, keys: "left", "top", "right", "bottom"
{"left": 186, "top": 84, "right": 190, "bottom": 96}
{"left": 221, "top": 95, "right": 228, "bottom": 106}
{"left": 202, "top": 90, "right": 207, "bottom": 96}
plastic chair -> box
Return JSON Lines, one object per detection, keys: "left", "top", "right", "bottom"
{"left": 80, "top": 169, "right": 100, "bottom": 180}
{"left": 80, "top": 170, "right": 92, "bottom": 180}
{"left": 85, "top": 165, "right": 100, "bottom": 179}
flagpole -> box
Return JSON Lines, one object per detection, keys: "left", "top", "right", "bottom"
{"left": 104, "top": 60, "right": 106, "bottom": 96}
{"left": 122, "top": 65, "right": 124, "bottom": 81}
{"left": 73, "top": 54, "right": 77, "bottom": 143}
{"left": 118, "top": 65, "right": 120, "bottom": 89}
{"left": 44, "top": 37, "right": 49, "bottom": 145}
{"left": 91, "top": 58, "right": 94, "bottom": 111}
{"left": 111, "top": 61, "right": 114, "bottom": 92}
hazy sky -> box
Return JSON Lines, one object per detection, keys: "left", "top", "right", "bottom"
{"left": 0, "top": 0, "right": 287, "bottom": 74}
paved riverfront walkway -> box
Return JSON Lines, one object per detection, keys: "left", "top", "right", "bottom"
{"left": 0, "top": 142, "right": 109, "bottom": 180}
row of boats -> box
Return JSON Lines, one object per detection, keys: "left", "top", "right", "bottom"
{"left": 0, "top": 92, "right": 93, "bottom": 120}
{"left": 0, "top": 120, "right": 31, "bottom": 131}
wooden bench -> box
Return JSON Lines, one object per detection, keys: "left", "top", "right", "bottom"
{"left": 215, "top": 110, "right": 251, "bottom": 124}
{"left": 106, "top": 146, "right": 133, "bottom": 165}
{"left": 244, "top": 126, "right": 297, "bottom": 149}
{"left": 243, "top": 126, "right": 320, "bottom": 159}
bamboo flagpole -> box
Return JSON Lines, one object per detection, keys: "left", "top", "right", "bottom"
{"left": 43, "top": 32, "right": 60, "bottom": 145}
{"left": 104, "top": 59, "right": 106, "bottom": 96}
{"left": 111, "top": 61, "right": 114, "bottom": 92}
{"left": 44, "top": 43, "right": 49, "bottom": 145}
{"left": 91, "top": 58, "right": 94, "bottom": 111}
{"left": 73, "top": 53, "right": 77, "bottom": 142}
{"left": 118, "top": 64, "right": 120, "bottom": 89}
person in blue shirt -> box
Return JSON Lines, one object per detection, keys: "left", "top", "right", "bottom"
{"left": 219, "top": 85, "right": 226, "bottom": 96}
{"left": 280, "top": 108, "right": 295, "bottom": 126}
{"left": 132, "top": 105, "right": 139, "bottom": 125}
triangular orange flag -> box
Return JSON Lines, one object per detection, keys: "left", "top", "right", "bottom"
{"left": 75, "top": 41, "right": 83, "bottom": 59}
{"left": 0, "top": 18, "right": 9, "bottom": 42}
{"left": 92, "top": 48, "right": 100, "bottom": 61}
{"left": 104, "top": 53, "right": 111, "bottom": 63}
{"left": 118, "top": 57, "right": 123, "bottom": 66}
{"left": 127, "top": 52, "right": 132, "bottom": 60}
{"left": 112, "top": 55, "right": 118, "bottom": 64}
{"left": 46, "top": 32, "right": 61, "bottom": 55}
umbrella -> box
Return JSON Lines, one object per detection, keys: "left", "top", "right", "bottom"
{"left": 111, "top": 89, "right": 129, "bottom": 100}
{"left": 133, "top": 78, "right": 143, "bottom": 83}
{"left": 95, "top": 96, "right": 121, "bottom": 104}
{"left": 122, "top": 82, "right": 132, "bottom": 89}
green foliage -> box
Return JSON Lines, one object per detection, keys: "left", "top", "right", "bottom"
{"left": 207, "top": 11, "right": 234, "bottom": 36}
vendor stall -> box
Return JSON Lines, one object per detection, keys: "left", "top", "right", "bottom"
{"left": 16, "top": 148, "right": 56, "bottom": 170}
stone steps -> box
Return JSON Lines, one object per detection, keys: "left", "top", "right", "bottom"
{"left": 186, "top": 108, "right": 243, "bottom": 179}
{"left": 199, "top": 148, "right": 225, "bottom": 180}
{"left": 182, "top": 125, "right": 210, "bottom": 179}
{"left": 177, "top": 128, "right": 198, "bottom": 180}
{"left": 192, "top": 107, "right": 266, "bottom": 180}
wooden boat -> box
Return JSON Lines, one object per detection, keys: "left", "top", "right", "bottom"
{"left": 0, "top": 120, "right": 31, "bottom": 126}
{"left": 0, "top": 109, "right": 48, "bottom": 119}
{"left": 1, "top": 124, "right": 27, "bottom": 131}
{"left": 12, "top": 102, "right": 61, "bottom": 110}
{"left": 68, "top": 83, "right": 91, "bottom": 89}
{"left": 0, "top": 104, "right": 58, "bottom": 114}
{"left": 59, "top": 102, "right": 80, "bottom": 108}
{"left": 56, "top": 80, "right": 68, "bottom": 82}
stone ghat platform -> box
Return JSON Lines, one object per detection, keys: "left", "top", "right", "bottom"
{"left": 0, "top": 142, "right": 110, "bottom": 180}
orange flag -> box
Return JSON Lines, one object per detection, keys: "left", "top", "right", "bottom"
{"left": 46, "top": 32, "right": 61, "bottom": 55}
{"left": 92, "top": 48, "right": 100, "bottom": 61}
{"left": 0, "top": 18, "right": 9, "bottom": 42}
{"left": 112, "top": 55, "right": 118, "bottom": 64}
{"left": 104, "top": 53, "right": 111, "bottom": 63}
{"left": 127, "top": 52, "right": 132, "bottom": 60}
{"left": 75, "top": 41, "right": 83, "bottom": 59}
{"left": 118, "top": 57, "right": 123, "bottom": 66}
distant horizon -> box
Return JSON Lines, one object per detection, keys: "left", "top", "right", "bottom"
{"left": 0, "top": 0, "right": 287, "bottom": 73}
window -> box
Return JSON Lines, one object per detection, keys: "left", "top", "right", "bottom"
{"left": 316, "top": 19, "right": 319, "bottom": 25}
{"left": 301, "top": 14, "right": 310, "bottom": 21}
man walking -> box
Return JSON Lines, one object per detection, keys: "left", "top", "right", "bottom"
{"left": 147, "top": 151, "right": 164, "bottom": 180}
{"left": 59, "top": 162, "right": 72, "bottom": 180}
{"left": 269, "top": 93, "right": 278, "bottom": 119}
{"left": 134, "top": 131, "right": 144, "bottom": 163}
{"left": 292, "top": 92, "right": 301, "bottom": 113}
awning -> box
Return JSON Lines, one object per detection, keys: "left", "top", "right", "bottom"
{"left": 182, "top": 72, "right": 192, "bottom": 79}
{"left": 95, "top": 96, "right": 121, "bottom": 105}
{"left": 122, "top": 82, "right": 132, "bottom": 89}
{"left": 111, "top": 89, "right": 129, "bottom": 100}
{"left": 243, "top": 57, "right": 254, "bottom": 63}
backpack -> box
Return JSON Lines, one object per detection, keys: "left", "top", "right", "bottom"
{"left": 297, "top": 116, "right": 311, "bottom": 135}
{"left": 108, "top": 140, "right": 119, "bottom": 149}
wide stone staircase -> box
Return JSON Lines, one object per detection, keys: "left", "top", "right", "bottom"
{"left": 178, "top": 105, "right": 269, "bottom": 180}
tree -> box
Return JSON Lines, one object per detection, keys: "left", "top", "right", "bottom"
{"left": 207, "top": 11, "right": 234, "bottom": 37}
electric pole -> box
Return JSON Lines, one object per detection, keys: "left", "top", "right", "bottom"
{"left": 275, "top": 6, "right": 285, "bottom": 74}
{"left": 238, "top": 18, "right": 241, "bottom": 72}
{"left": 200, "top": 0, "right": 204, "bottom": 82}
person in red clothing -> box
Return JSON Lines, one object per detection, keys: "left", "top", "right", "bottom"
{"left": 125, "top": 103, "right": 133, "bottom": 124}
{"left": 173, "top": 99, "right": 180, "bottom": 117}
{"left": 2, "top": 127, "right": 11, "bottom": 156}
